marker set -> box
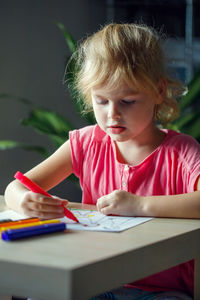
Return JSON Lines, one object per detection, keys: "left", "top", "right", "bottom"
{"left": 0, "top": 218, "right": 66, "bottom": 241}
{"left": 0, "top": 170, "right": 80, "bottom": 241}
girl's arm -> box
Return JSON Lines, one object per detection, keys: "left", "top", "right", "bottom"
{"left": 4, "top": 140, "right": 73, "bottom": 219}
{"left": 97, "top": 176, "right": 200, "bottom": 219}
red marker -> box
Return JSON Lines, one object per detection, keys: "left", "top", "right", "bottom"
{"left": 14, "top": 171, "right": 79, "bottom": 223}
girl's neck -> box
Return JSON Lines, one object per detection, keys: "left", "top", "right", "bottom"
{"left": 115, "top": 126, "right": 166, "bottom": 166}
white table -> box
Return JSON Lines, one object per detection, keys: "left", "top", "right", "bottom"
{"left": 0, "top": 195, "right": 200, "bottom": 300}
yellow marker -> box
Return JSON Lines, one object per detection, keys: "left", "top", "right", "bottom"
{"left": 0, "top": 219, "right": 60, "bottom": 232}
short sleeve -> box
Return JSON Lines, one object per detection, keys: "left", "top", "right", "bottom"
{"left": 172, "top": 133, "right": 200, "bottom": 192}
{"left": 69, "top": 125, "right": 97, "bottom": 178}
{"left": 184, "top": 137, "right": 200, "bottom": 191}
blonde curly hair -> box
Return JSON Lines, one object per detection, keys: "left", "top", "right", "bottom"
{"left": 70, "top": 23, "right": 186, "bottom": 126}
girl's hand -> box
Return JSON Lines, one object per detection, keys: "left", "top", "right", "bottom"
{"left": 96, "top": 190, "right": 143, "bottom": 216}
{"left": 20, "top": 191, "right": 69, "bottom": 219}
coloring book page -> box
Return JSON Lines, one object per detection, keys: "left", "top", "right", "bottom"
{"left": 59, "top": 209, "right": 152, "bottom": 232}
{"left": 0, "top": 209, "right": 152, "bottom": 232}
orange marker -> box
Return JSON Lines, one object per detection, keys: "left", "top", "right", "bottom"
{"left": 0, "top": 218, "right": 40, "bottom": 229}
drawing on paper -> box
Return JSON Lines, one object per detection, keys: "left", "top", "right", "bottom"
{"left": 72, "top": 209, "right": 104, "bottom": 227}
{"left": 60, "top": 209, "right": 152, "bottom": 232}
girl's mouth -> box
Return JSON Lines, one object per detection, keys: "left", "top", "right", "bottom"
{"left": 108, "top": 126, "right": 126, "bottom": 134}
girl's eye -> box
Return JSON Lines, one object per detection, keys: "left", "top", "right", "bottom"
{"left": 121, "top": 100, "right": 136, "bottom": 105}
{"left": 95, "top": 99, "right": 108, "bottom": 105}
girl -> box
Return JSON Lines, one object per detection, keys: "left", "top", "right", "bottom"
{"left": 5, "top": 23, "right": 200, "bottom": 300}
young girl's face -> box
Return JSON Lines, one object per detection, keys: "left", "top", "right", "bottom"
{"left": 91, "top": 82, "right": 163, "bottom": 143}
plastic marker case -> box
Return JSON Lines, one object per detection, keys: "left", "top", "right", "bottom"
{"left": 1, "top": 223, "right": 66, "bottom": 241}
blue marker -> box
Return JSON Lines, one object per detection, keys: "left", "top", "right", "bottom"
{"left": 1, "top": 223, "right": 66, "bottom": 241}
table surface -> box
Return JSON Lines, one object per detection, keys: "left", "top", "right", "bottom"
{"left": 0, "top": 195, "right": 200, "bottom": 300}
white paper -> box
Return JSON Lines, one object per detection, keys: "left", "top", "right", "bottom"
{"left": 60, "top": 209, "right": 152, "bottom": 232}
{"left": 0, "top": 209, "right": 152, "bottom": 232}
{"left": 0, "top": 210, "right": 28, "bottom": 220}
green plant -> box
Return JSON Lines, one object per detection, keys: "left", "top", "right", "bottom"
{"left": 166, "top": 68, "right": 200, "bottom": 142}
{"left": 0, "top": 22, "right": 95, "bottom": 158}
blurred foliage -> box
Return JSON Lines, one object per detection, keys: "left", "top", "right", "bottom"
{"left": 0, "top": 22, "right": 95, "bottom": 159}
{"left": 166, "top": 69, "right": 200, "bottom": 142}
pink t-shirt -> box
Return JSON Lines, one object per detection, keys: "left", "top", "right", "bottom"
{"left": 69, "top": 124, "right": 200, "bottom": 296}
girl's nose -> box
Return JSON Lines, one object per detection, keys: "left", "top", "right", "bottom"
{"left": 108, "top": 103, "right": 121, "bottom": 120}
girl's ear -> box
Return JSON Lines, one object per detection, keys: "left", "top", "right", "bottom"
{"left": 156, "top": 78, "right": 167, "bottom": 104}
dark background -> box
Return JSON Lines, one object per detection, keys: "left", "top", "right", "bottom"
{"left": 0, "top": 0, "right": 199, "bottom": 202}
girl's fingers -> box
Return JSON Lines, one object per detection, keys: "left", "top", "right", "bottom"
{"left": 99, "top": 205, "right": 113, "bottom": 215}
{"left": 52, "top": 195, "right": 69, "bottom": 205}
{"left": 25, "top": 209, "right": 65, "bottom": 220}
{"left": 27, "top": 201, "right": 64, "bottom": 213}
{"left": 97, "top": 196, "right": 110, "bottom": 210}
{"left": 26, "top": 192, "right": 68, "bottom": 205}
{"left": 21, "top": 192, "right": 68, "bottom": 218}
{"left": 22, "top": 202, "right": 65, "bottom": 219}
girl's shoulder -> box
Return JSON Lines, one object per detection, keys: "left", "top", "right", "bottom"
{"left": 162, "top": 128, "right": 199, "bottom": 145}
{"left": 69, "top": 125, "right": 111, "bottom": 179}
{"left": 69, "top": 125, "right": 109, "bottom": 149}
{"left": 161, "top": 128, "right": 200, "bottom": 157}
